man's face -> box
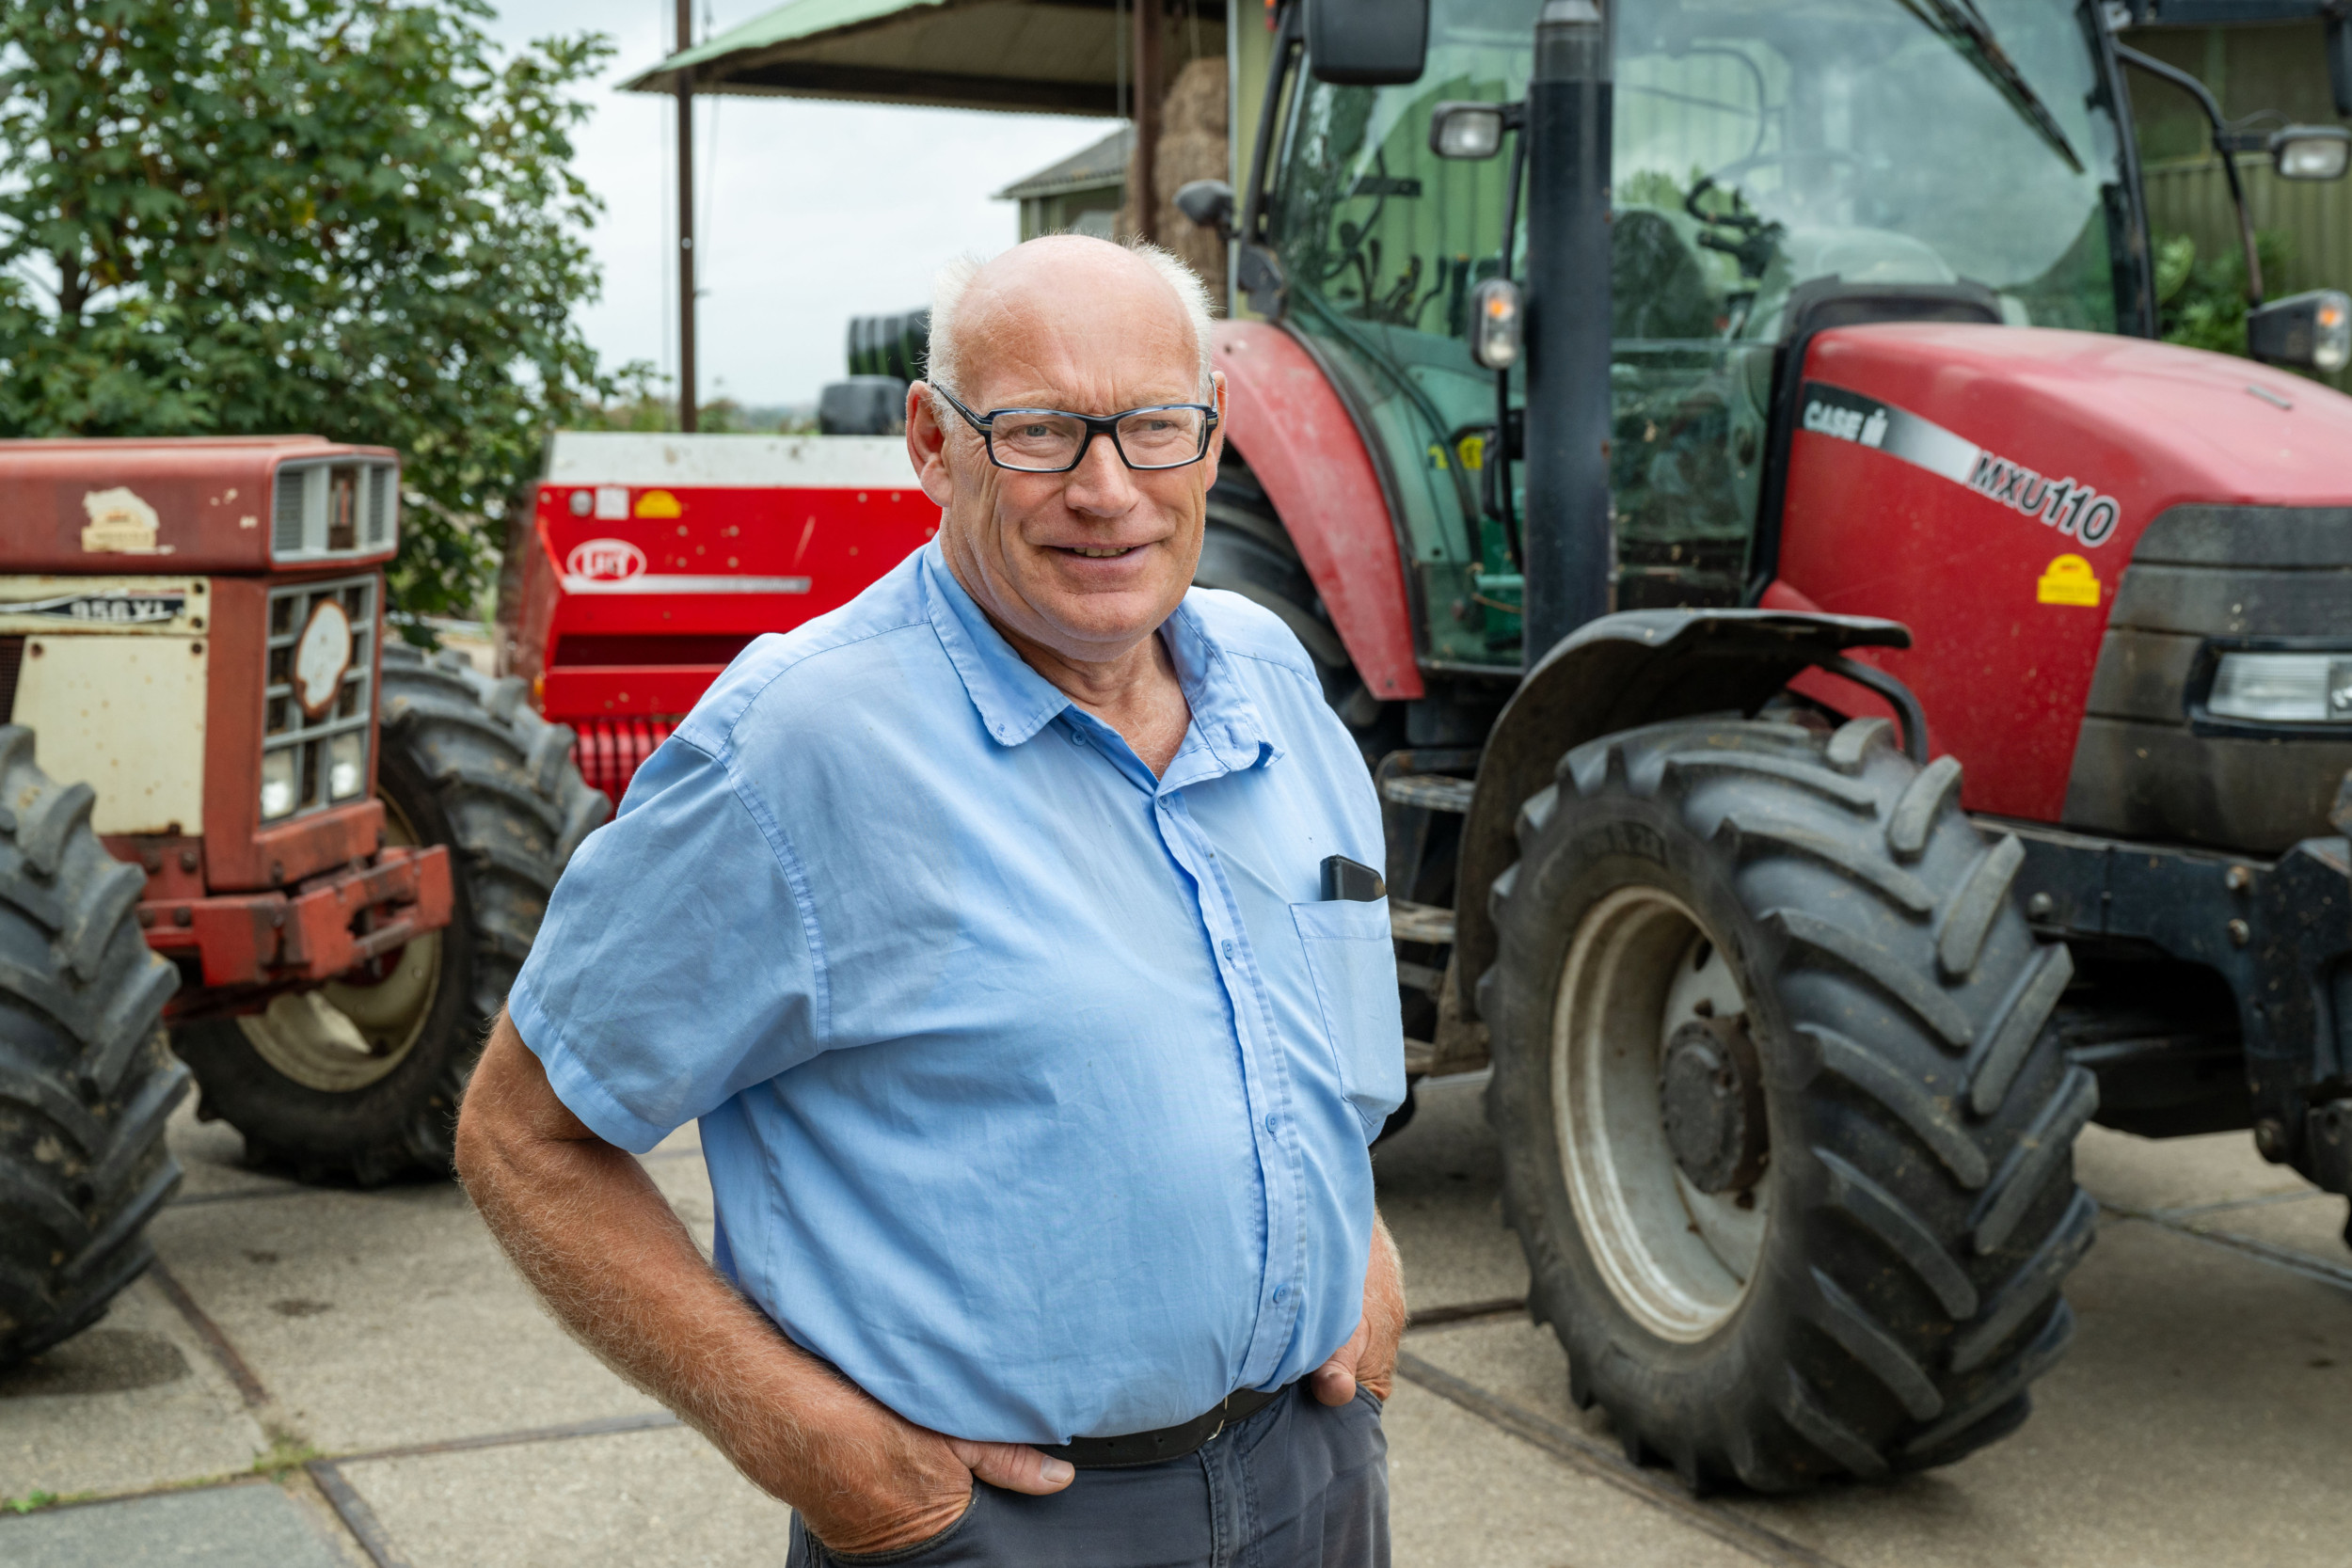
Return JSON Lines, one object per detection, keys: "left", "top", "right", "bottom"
{"left": 909, "top": 242, "right": 1225, "bottom": 667}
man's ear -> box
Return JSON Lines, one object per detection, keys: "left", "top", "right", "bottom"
{"left": 1199, "top": 369, "right": 1229, "bottom": 492}
{"left": 908, "top": 383, "right": 957, "bottom": 508}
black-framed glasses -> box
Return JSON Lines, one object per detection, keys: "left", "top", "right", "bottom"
{"left": 933, "top": 387, "right": 1218, "bottom": 474}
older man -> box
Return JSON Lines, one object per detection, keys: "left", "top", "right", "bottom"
{"left": 456, "top": 235, "right": 1406, "bottom": 1566}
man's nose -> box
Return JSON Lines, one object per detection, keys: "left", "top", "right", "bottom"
{"left": 1062, "top": 430, "right": 1139, "bottom": 515}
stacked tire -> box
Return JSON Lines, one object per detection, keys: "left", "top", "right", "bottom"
{"left": 1483, "top": 714, "right": 2093, "bottom": 1490}
{"left": 0, "top": 727, "right": 187, "bottom": 1368}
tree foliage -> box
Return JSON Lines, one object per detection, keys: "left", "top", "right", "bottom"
{"left": 2154, "top": 228, "right": 2294, "bottom": 361}
{"left": 0, "top": 0, "right": 614, "bottom": 622}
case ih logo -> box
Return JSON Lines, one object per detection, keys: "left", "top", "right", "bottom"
{"left": 1801, "top": 381, "right": 2124, "bottom": 548}
{"left": 564, "top": 538, "right": 646, "bottom": 581}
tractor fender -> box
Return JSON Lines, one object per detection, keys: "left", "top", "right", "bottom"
{"left": 1452, "top": 609, "right": 1913, "bottom": 1019}
{"left": 1212, "top": 321, "right": 1423, "bottom": 701}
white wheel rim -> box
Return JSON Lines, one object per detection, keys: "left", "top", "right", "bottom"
{"left": 1552, "top": 884, "right": 1772, "bottom": 1342}
{"left": 239, "top": 793, "right": 441, "bottom": 1093}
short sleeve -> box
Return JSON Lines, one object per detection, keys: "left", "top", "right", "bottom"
{"left": 507, "top": 733, "right": 823, "bottom": 1152}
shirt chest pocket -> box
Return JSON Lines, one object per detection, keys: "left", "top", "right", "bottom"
{"left": 1290, "top": 899, "right": 1407, "bottom": 1142}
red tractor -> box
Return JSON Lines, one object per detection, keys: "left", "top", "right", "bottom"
{"left": 0, "top": 438, "right": 607, "bottom": 1366}
{"left": 1146, "top": 0, "right": 2352, "bottom": 1492}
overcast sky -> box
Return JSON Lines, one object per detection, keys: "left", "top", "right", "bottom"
{"left": 480, "top": 1, "right": 1124, "bottom": 409}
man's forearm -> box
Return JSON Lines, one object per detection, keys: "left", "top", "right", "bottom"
{"left": 1360, "top": 1211, "right": 1406, "bottom": 1398}
{"left": 457, "top": 1016, "right": 882, "bottom": 1502}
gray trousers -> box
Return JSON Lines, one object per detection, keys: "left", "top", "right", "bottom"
{"left": 787, "top": 1385, "right": 1390, "bottom": 1568}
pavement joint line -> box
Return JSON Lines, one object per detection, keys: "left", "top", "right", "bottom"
{"left": 324, "top": 1409, "right": 686, "bottom": 1468}
{"left": 2102, "top": 1201, "right": 2352, "bottom": 1291}
{"left": 147, "top": 1259, "right": 272, "bottom": 1409}
{"left": 2149, "top": 1188, "right": 2325, "bottom": 1221}
{"left": 0, "top": 1413, "right": 691, "bottom": 1528}
{"left": 169, "top": 1183, "right": 318, "bottom": 1209}
{"left": 305, "top": 1460, "right": 417, "bottom": 1568}
{"left": 1391, "top": 1350, "right": 1849, "bottom": 1568}
{"left": 0, "top": 1471, "right": 288, "bottom": 1522}
{"left": 1404, "top": 1296, "right": 1528, "bottom": 1331}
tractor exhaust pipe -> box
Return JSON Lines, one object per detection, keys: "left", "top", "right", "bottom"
{"left": 1519, "top": 0, "right": 1613, "bottom": 667}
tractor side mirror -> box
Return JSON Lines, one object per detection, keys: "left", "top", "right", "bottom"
{"left": 1173, "top": 179, "right": 1236, "bottom": 237}
{"left": 2247, "top": 290, "right": 2351, "bottom": 375}
{"left": 1429, "top": 102, "right": 1508, "bottom": 160}
{"left": 2272, "top": 125, "right": 2350, "bottom": 182}
{"left": 1305, "top": 0, "right": 1429, "bottom": 86}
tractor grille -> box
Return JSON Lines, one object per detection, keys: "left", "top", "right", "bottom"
{"left": 572, "top": 716, "right": 679, "bottom": 806}
{"left": 270, "top": 458, "right": 400, "bottom": 562}
{"left": 262, "top": 575, "right": 376, "bottom": 824}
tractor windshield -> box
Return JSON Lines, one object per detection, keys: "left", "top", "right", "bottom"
{"left": 1266, "top": 0, "right": 2135, "bottom": 649}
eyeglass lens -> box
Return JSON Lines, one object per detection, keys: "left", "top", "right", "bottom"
{"left": 991, "top": 408, "right": 1208, "bottom": 472}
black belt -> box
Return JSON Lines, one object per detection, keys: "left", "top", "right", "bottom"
{"left": 1040, "top": 1383, "right": 1293, "bottom": 1470}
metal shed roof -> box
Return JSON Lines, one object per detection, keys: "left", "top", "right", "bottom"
{"left": 623, "top": 0, "right": 1222, "bottom": 118}
{"left": 994, "top": 125, "right": 1131, "bottom": 199}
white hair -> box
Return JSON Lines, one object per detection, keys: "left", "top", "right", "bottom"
{"left": 924, "top": 238, "right": 1216, "bottom": 422}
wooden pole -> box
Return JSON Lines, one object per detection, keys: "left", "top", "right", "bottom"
{"left": 1133, "top": 0, "right": 1162, "bottom": 244}
{"left": 675, "top": 0, "right": 698, "bottom": 433}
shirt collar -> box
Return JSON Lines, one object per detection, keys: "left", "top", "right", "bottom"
{"left": 917, "top": 541, "right": 1279, "bottom": 773}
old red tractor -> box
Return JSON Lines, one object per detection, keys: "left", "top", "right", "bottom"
{"left": 1, "top": 438, "right": 607, "bottom": 1365}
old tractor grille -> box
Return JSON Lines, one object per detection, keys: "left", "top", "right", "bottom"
{"left": 262, "top": 575, "right": 376, "bottom": 824}
{"left": 271, "top": 458, "right": 400, "bottom": 562}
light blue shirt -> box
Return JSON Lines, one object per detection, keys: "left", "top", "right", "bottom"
{"left": 509, "top": 540, "right": 1404, "bottom": 1444}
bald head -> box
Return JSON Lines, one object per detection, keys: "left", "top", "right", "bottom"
{"left": 926, "top": 236, "right": 1215, "bottom": 414}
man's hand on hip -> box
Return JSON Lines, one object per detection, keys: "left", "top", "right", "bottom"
{"left": 454, "top": 1010, "right": 1071, "bottom": 1558}
{"left": 786, "top": 1379, "right": 1073, "bottom": 1553}
{"left": 1310, "top": 1211, "right": 1405, "bottom": 1405}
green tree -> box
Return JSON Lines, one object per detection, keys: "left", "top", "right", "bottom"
{"left": 0, "top": 0, "right": 615, "bottom": 626}
{"left": 2154, "top": 228, "right": 2295, "bottom": 360}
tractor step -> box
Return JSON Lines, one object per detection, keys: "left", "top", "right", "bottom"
{"left": 1381, "top": 773, "right": 1476, "bottom": 813}
{"left": 1391, "top": 900, "right": 1456, "bottom": 945}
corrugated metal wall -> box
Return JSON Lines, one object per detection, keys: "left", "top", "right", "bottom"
{"left": 2141, "top": 155, "right": 2350, "bottom": 390}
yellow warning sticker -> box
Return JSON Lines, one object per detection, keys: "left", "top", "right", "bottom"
{"left": 633, "top": 489, "right": 683, "bottom": 519}
{"left": 1456, "top": 433, "right": 1486, "bottom": 471}
{"left": 2037, "top": 553, "right": 2100, "bottom": 606}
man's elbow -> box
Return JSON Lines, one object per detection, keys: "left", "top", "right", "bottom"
{"left": 454, "top": 1008, "right": 530, "bottom": 1193}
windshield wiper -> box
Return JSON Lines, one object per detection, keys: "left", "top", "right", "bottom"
{"left": 1897, "top": 0, "right": 2085, "bottom": 174}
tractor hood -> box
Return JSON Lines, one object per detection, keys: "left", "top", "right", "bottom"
{"left": 1802, "top": 324, "right": 2352, "bottom": 536}
{"left": 1774, "top": 323, "right": 2352, "bottom": 836}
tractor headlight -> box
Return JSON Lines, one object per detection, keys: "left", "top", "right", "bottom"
{"left": 327, "top": 733, "right": 366, "bottom": 800}
{"left": 2206, "top": 652, "right": 2352, "bottom": 724}
{"left": 261, "top": 749, "right": 299, "bottom": 819}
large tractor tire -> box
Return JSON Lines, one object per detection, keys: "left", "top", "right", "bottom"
{"left": 1481, "top": 714, "right": 2094, "bottom": 1492}
{"left": 0, "top": 726, "right": 188, "bottom": 1368}
{"left": 174, "top": 648, "right": 608, "bottom": 1185}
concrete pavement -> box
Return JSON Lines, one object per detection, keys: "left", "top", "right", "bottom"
{"left": 6, "top": 1073, "right": 2349, "bottom": 1567}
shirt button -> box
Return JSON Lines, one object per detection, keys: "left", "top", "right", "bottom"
{"left": 1220, "top": 939, "right": 1235, "bottom": 961}
{"left": 1271, "top": 1283, "right": 1290, "bottom": 1304}
{"left": 1263, "top": 1112, "right": 1279, "bottom": 1134}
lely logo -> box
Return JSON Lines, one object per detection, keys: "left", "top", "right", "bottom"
{"left": 564, "top": 538, "right": 646, "bottom": 581}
